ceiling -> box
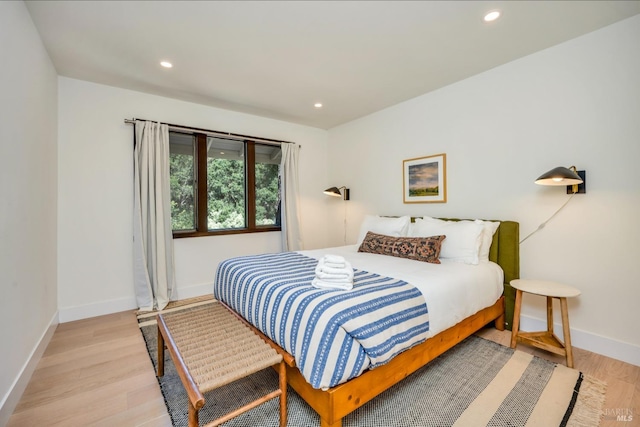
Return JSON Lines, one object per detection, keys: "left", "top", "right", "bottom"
{"left": 25, "top": 1, "right": 640, "bottom": 129}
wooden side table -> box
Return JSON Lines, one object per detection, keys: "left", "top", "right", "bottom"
{"left": 510, "top": 279, "right": 581, "bottom": 368}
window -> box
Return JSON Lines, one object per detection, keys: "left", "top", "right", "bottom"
{"left": 169, "top": 131, "right": 281, "bottom": 237}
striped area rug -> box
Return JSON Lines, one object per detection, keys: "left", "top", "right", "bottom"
{"left": 136, "top": 295, "right": 216, "bottom": 327}
{"left": 139, "top": 301, "right": 606, "bottom": 427}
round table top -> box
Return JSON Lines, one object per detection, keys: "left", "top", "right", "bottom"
{"left": 510, "top": 279, "right": 581, "bottom": 298}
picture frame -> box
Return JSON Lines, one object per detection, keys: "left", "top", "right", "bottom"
{"left": 403, "top": 153, "right": 447, "bottom": 203}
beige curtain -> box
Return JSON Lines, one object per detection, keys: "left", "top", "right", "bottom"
{"left": 133, "top": 121, "right": 175, "bottom": 310}
{"left": 280, "top": 143, "right": 303, "bottom": 251}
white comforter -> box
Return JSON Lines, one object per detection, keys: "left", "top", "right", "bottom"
{"left": 300, "top": 245, "right": 504, "bottom": 337}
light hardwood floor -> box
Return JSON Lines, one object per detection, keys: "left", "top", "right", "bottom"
{"left": 8, "top": 310, "right": 639, "bottom": 427}
{"left": 7, "top": 311, "right": 172, "bottom": 427}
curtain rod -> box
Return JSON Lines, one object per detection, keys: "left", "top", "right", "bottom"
{"left": 124, "top": 118, "right": 297, "bottom": 147}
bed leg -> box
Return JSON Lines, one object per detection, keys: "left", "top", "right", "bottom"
{"left": 495, "top": 312, "right": 505, "bottom": 331}
{"left": 320, "top": 417, "right": 342, "bottom": 427}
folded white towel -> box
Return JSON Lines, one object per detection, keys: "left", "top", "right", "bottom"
{"left": 323, "top": 254, "right": 346, "bottom": 264}
{"left": 322, "top": 255, "right": 346, "bottom": 269}
{"left": 315, "top": 263, "right": 353, "bottom": 277}
{"left": 311, "top": 277, "right": 353, "bottom": 291}
{"left": 315, "top": 269, "right": 353, "bottom": 280}
{"left": 312, "top": 256, "right": 354, "bottom": 290}
{"left": 315, "top": 259, "right": 354, "bottom": 280}
{"left": 315, "top": 272, "right": 354, "bottom": 282}
{"left": 324, "top": 260, "right": 346, "bottom": 269}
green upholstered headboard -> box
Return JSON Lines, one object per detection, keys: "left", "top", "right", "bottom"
{"left": 488, "top": 220, "right": 519, "bottom": 330}
{"left": 488, "top": 220, "right": 520, "bottom": 285}
{"left": 422, "top": 218, "right": 520, "bottom": 329}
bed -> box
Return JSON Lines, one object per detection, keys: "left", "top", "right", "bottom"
{"left": 214, "top": 218, "right": 519, "bottom": 427}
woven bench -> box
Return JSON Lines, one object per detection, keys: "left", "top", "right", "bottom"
{"left": 157, "top": 302, "right": 287, "bottom": 427}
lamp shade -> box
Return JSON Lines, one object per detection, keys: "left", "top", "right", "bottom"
{"left": 535, "top": 166, "right": 583, "bottom": 186}
{"left": 323, "top": 187, "right": 342, "bottom": 197}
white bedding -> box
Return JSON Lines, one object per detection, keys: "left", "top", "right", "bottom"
{"left": 299, "top": 245, "right": 504, "bottom": 337}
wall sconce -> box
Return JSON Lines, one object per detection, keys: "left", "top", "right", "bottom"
{"left": 324, "top": 186, "right": 350, "bottom": 244}
{"left": 324, "top": 186, "right": 350, "bottom": 201}
{"left": 521, "top": 165, "right": 586, "bottom": 243}
{"left": 535, "top": 166, "right": 586, "bottom": 194}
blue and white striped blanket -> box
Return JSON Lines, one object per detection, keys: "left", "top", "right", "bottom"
{"left": 213, "top": 252, "right": 430, "bottom": 389}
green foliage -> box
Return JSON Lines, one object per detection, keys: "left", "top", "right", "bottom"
{"left": 169, "top": 148, "right": 281, "bottom": 231}
{"left": 255, "top": 162, "right": 280, "bottom": 225}
{"left": 170, "top": 153, "right": 195, "bottom": 230}
{"left": 207, "top": 158, "right": 246, "bottom": 229}
{"left": 409, "top": 186, "right": 439, "bottom": 197}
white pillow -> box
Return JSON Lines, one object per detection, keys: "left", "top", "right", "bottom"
{"left": 475, "top": 219, "right": 500, "bottom": 262}
{"left": 409, "top": 217, "right": 484, "bottom": 264}
{"left": 357, "top": 215, "right": 411, "bottom": 245}
{"left": 406, "top": 221, "right": 419, "bottom": 237}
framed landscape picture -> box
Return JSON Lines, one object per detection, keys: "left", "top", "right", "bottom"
{"left": 403, "top": 153, "right": 447, "bottom": 203}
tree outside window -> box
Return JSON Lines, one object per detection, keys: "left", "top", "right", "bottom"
{"left": 169, "top": 131, "right": 281, "bottom": 237}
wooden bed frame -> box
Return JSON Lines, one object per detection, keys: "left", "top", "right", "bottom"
{"left": 224, "top": 220, "right": 520, "bottom": 427}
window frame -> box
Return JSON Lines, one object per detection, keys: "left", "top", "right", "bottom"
{"left": 171, "top": 132, "right": 281, "bottom": 238}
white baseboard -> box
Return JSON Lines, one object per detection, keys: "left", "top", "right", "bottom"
{"left": 519, "top": 314, "right": 640, "bottom": 367}
{"left": 58, "top": 284, "right": 214, "bottom": 323}
{"left": 0, "top": 311, "right": 59, "bottom": 426}
{"left": 58, "top": 296, "right": 138, "bottom": 323}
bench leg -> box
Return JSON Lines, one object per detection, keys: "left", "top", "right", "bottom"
{"left": 279, "top": 361, "right": 287, "bottom": 427}
{"left": 188, "top": 400, "right": 199, "bottom": 427}
{"left": 157, "top": 324, "right": 165, "bottom": 377}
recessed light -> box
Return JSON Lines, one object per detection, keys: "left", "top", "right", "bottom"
{"left": 483, "top": 10, "right": 501, "bottom": 22}
{"left": 160, "top": 61, "right": 173, "bottom": 68}
{"left": 314, "top": 103, "right": 323, "bottom": 108}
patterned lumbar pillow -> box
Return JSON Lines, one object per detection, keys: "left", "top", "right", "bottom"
{"left": 358, "top": 231, "right": 446, "bottom": 264}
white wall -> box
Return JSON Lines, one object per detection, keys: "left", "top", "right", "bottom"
{"left": 0, "top": 1, "right": 59, "bottom": 422}
{"left": 327, "top": 16, "right": 640, "bottom": 365}
{"left": 57, "top": 78, "right": 329, "bottom": 321}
